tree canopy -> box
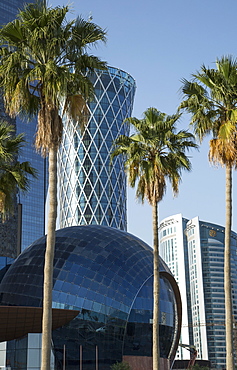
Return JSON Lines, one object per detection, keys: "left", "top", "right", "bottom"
{"left": 179, "top": 56, "right": 237, "bottom": 168}
{"left": 112, "top": 107, "right": 198, "bottom": 206}
{"left": 0, "top": 120, "right": 37, "bottom": 219}
{"left": 112, "top": 107, "right": 197, "bottom": 370}
{"left": 0, "top": 0, "right": 107, "bottom": 155}
{"left": 179, "top": 55, "right": 237, "bottom": 370}
{"left": 0, "top": 1, "right": 107, "bottom": 369}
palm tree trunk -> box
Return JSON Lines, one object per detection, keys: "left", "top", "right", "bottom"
{"left": 152, "top": 200, "right": 160, "bottom": 370}
{"left": 41, "top": 145, "right": 58, "bottom": 370}
{"left": 225, "top": 164, "right": 234, "bottom": 370}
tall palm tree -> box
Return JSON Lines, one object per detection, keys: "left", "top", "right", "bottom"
{"left": 0, "top": 1, "right": 107, "bottom": 369}
{"left": 111, "top": 107, "right": 197, "bottom": 370}
{"left": 179, "top": 56, "right": 237, "bottom": 370}
{"left": 0, "top": 120, "right": 36, "bottom": 219}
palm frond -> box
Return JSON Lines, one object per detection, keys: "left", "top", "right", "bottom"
{"left": 111, "top": 107, "right": 198, "bottom": 205}
{"left": 0, "top": 120, "right": 37, "bottom": 218}
{"left": 180, "top": 55, "right": 237, "bottom": 168}
{"left": 0, "top": 1, "right": 107, "bottom": 154}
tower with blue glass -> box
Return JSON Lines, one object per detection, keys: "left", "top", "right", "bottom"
{"left": 0, "top": 0, "right": 28, "bottom": 24}
{"left": 160, "top": 214, "right": 237, "bottom": 369}
{"left": 58, "top": 67, "right": 136, "bottom": 230}
{"left": 0, "top": 0, "right": 45, "bottom": 258}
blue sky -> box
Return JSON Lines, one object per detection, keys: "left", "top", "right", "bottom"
{"left": 51, "top": 0, "right": 237, "bottom": 246}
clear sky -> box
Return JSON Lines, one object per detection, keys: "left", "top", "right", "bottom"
{"left": 51, "top": 0, "right": 237, "bottom": 246}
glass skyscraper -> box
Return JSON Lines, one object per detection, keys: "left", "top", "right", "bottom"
{"left": 16, "top": 117, "right": 46, "bottom": 251}
{"left": 0, "top": 0, "right": 27, "bottom": 25}
{"left": 160, "top": 214, "right": 237, "bottom": 369}
{"left": 0, "top": 0, "right": 45, "bottom": 256}
{"left": 58, "top": 67, "right": 136, "bottom": 230}
{"left": 0, "top": 2, "right": 136, "bottom": 253}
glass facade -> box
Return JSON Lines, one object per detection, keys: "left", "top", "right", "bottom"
{"left": 0, "top": 225, "right": 181, "bottom": 369}
{"left": 0, "top": 0, "right": 45, "bottom": 253}
{"left": 16, "top": 117, "right": 47, "bottom": 251}
{"left": 160, "top": 215, "right": 193, "bottom": 361}
{"left": 160, "top": 214, "right": 237, "bottom": 369}
{"left": 198, "top": 221, "right": 237, "bottom": 368}
{"left": 0, "top": 333, "right": 55, "bottom": 370}
{"left": 58, "top": 67, "right": 136, "bottom": 230}
{"left": 0, "top": 0, "right": 29, "bottom": 25}
{"left": 1, "top": 2, "right": 136, "bottom": 249}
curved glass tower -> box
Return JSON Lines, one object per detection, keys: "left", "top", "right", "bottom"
{"left": 58, "top": 67, "right": 136, "bottom": 230}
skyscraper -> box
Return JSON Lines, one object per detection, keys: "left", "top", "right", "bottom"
{"left": 0, "top": 0, "right": 27, "bottom": 24}
{"left": 16, "top": 117, "right": 46, "bottom": 251}
{"left": 0, "top": 0, "right": 45, "bottom": 256}
{"left": 159, "top": 214, "right": 192, "bottom": 361}
{"left": 159, "top": 214, "right": 237, "bottom": 369}
{"left": 0, "top": 3, "right": 136, "bottom": 255}
{"left": 58, "top": 67, "right": 136, "bottom": 230}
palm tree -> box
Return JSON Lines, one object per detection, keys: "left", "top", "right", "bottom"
{"left": 111, "top": 107, "right": 197, "bottom": 370}
{"left": 179, "top": 56, "right": 237, "bottom": 370}
{"left": 0, "top": 120, "right": 36, "bottom": 219}
{"left": 0, "top": 1, "right": 107, "bottom": 369}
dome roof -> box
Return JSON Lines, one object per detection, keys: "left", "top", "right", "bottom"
{"left": 0, "top": 225, "right": 181, "bottom": 368}
{"left": 0, "top": 225, "right": 171, "bottom": 314}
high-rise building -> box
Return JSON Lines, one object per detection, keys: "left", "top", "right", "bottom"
{"left": 159, "top": 213, "right": 237, "bottom": 369}
{"left": 58, "top": 67, "right": 136, "bottom": 230}
{"left": 159, "top": 214, "right": 192, "bottom": 361}
{"left": 0, "top": 3, "right": 136, "bottom": 254}
{"left": 0, "top": 0, "right": 28, "bottom": 24}
{"left": 16, "top": 117, "right": 47, "bottom": 251}
{"left": 0, "top": 0, "right": 45, "bottom": 256}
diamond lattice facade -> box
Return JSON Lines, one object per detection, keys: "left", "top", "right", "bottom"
{"left": 58, "top": 67, "right": 136, "bottom": 230}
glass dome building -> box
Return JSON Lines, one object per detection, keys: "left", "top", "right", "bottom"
{"left": 0, "top": 225, "right": 181, "bottom": 369}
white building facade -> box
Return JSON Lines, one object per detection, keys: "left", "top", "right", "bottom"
{"left": 160, "top": 214, "right": 237, "bottom": 369}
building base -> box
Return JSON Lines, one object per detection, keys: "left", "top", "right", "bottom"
{"left": 123, "top": 356, "right": 170, "bottom": 370}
